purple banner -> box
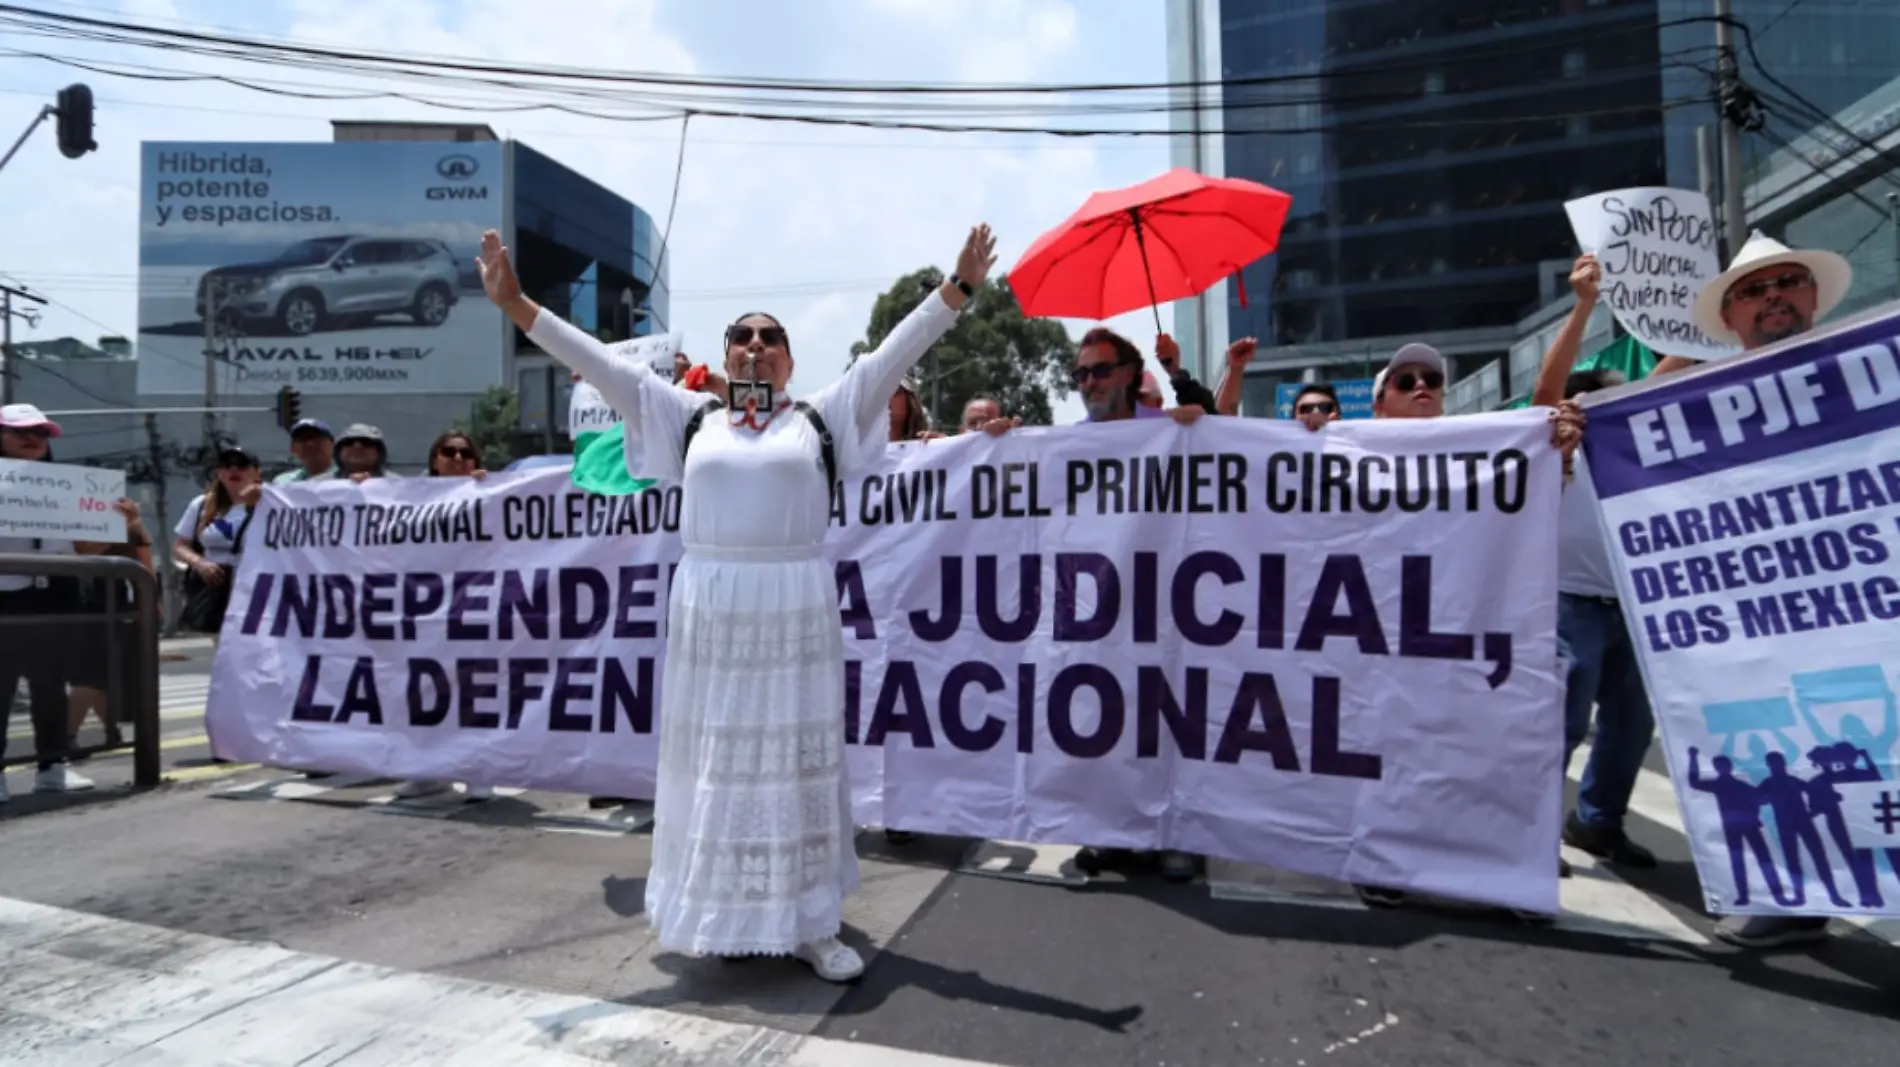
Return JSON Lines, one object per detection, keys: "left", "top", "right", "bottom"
{"left": 1583, "top": 303, "right": 1900, "bottom": 500}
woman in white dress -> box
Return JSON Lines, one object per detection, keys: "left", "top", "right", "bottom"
{"left": 477, "top": 224, "right": 997, "bottom": 982}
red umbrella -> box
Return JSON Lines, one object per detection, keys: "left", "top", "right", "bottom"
{"left": 1008, "top": 167, "right": 1293, "bottom": 331}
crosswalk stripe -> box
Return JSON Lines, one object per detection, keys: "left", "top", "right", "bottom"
{"left": 0, "top": 895, "right": 1004, "bottom": 1067}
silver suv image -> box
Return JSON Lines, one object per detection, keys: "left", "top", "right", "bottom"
{"left": 195, "top": 235, "right": 463, "bottom": 337}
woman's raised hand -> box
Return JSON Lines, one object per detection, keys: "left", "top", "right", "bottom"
{"left": 956, "top": 224, "right": 998, "bottom": 288}
{"left": 476, "top": 230, "right": 523, "bottom": 307}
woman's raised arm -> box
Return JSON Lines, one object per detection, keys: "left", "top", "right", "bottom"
{"left": 478, "top": 230, "right": 683, "bottom": 427}
{"left": 837, "top": 224, "right": 996, "bottom": 437}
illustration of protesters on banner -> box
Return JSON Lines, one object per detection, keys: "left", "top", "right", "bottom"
{"left": 1756, "top": 752, "right": 1852, "bottom": 909}
{"left": 1687, "top": 747, "right": 1787, "bottom": 908}
{"left": 1824, "top": 737, "right": 1900, "bottom": 899}
{"left": 1805, "top": 743, "right": 1886, "bottom": 908}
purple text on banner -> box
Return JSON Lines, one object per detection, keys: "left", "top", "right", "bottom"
{"left": 1582, "top": 304, "right": 1900, "bottom": 500}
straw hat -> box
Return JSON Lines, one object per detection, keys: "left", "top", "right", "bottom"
{"left": 1693, "top": 232, "right": 1852, "bottom": 346}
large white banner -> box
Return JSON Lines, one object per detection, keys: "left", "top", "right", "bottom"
{"left": 1583, "top": 302, "right": 1900, "bottom": 918}
{"left": 209, "top": 413, "right": 1565, "bottom": 912}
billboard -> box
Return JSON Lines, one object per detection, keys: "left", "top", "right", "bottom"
{"left": 136, "top": 141, "right": 506, "bottom": 396}
{"left": 1274, "top": 378, "right": 1375, "bottom": 419}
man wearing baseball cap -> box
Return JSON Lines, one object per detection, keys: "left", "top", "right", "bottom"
{"left": 1656, "top": 233, "right": 1857, "bottom": 951}
{"left": 273, "top": 418, "right": 335, "bottom": 484}
{"left": 1371, "top": 342, "right": 1449, "bottom": 419}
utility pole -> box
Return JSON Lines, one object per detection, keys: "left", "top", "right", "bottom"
{"left": 1, "top": 282, "right": 48, "bottom": 405}
{"left": 202, "top": 281, "right": 221, "bottom": 450}
{"left": 144, "top": 412, "right": 174, "bottom": 633}
{"left": 1714, "top": 0, "right": 1750, "bottom": 261}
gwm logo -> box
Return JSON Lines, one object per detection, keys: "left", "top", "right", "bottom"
{"left": 436, "top": 154, "right": 479, "bottom": 181}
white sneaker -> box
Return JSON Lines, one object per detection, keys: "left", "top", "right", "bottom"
{"left": 392, "top": 780, "right": 450, "bottom": 799}
{"left": 462, "top": 784, "right": 494, "bottom": 800}
{"left": 793, "top": 937, "right": 864, "bottom": 983}
{"left": 35, "top": 764, "right": 95, "bottom": 793}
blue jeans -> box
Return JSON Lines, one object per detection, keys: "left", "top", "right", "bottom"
{"left": 1558, "top": 593, "right": 1655, "bottom": 831}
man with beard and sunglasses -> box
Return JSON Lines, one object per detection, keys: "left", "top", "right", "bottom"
{"left": 1660, "top": 234, "right": 1856, "bottom": 951}
{"left": 1066, "top": 326, "right": 1203, "bottom": 883}
{"left": 1073, "top": 327, "right": 1206, "bottom": 428}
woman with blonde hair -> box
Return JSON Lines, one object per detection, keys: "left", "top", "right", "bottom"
{"left": 171, "top": 445, "right": 263, "bottom": 641}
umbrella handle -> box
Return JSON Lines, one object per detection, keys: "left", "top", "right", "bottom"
{"left": 1129, "top": 209, "right": 1164, "bottom": 337}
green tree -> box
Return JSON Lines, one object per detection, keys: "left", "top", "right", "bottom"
{"left": 851, "top": 269, "right": 1075, "bottom": 428}
{"left": 457, "top": 384, "right": 520, "bottom": 469}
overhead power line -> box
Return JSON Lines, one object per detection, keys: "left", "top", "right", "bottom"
{"left": 0, "top": 4, "right": 1735, "bottom": 99}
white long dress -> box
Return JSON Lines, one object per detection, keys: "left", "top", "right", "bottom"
{"left": 527, "top": 293, "right": 960, "bottom": 955}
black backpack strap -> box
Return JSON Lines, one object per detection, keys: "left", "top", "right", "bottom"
{"left": 231, "top": 504, "right": 259, "bottom": 556}
{"left": 681, "top": 398, "right": 726, "bottom": 468}
{"left": 794, "top": 400, "right": 838, "bottom": 490}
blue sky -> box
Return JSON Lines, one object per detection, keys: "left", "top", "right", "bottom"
{"left": 0, "top": 0, "right": 1180, "bottom": 421}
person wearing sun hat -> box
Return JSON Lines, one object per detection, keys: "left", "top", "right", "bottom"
{"left": 1648, "top": 232, "right": 1854, "bottom": 377}
{"left": 1651, "top": 233, "right": 1858, "bottom": 950}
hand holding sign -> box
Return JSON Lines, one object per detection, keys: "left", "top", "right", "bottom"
{"left": 1563, "top": 188, "right": 1739, "bottom": 362}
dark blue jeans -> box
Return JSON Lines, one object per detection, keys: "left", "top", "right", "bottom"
{"left": 1558, "top": 593, "right": 1655, "bottom": 831}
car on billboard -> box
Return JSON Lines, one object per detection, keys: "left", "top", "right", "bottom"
{"left": 194, "top": 234, "right": 463, "bottom": 337}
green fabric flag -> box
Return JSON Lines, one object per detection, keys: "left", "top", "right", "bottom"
{"left": 569, "top": 422, "right": 658, "bottom": 496}
{"left": 1503, "top": 335, "right": 1658, "bottom": 409}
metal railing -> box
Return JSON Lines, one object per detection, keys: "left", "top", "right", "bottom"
{"left": 0, "top": 554, "right": 161, "bottom": 787}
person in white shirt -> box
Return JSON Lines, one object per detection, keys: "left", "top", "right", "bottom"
{"left": 0, "top": 403, "right": 97, "bottom": 800}
{"left": 171, "top": 445, "right": 263, "bottom": 639}
{"left": 477, "top": 223, "right": 995, "bottom": 983}
{"left": 1530, "top": 255, "right": 1662, "bottom": 878}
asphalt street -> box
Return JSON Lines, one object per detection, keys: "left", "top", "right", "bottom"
{"left": 1, "top": 641, "right": 1896, "bottom": 1066}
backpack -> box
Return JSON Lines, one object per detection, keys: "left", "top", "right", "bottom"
{"left": 681, "top": 399, "right": 839, "bottom": 489}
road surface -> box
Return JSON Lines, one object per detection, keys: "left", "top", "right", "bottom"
{"left": 1, "top": 641, "right": 1895, "bottom": 1065}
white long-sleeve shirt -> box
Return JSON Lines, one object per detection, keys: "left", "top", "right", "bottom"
{"left": 527, "top": 291, "right": 959, "bottom": 551}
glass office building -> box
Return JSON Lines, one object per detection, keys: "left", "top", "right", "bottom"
{"left": 513, "top": 141, "right": 670, "bottom": 342}
{"left": 1173, "top": 0, "right": 1900, "bottom": 414}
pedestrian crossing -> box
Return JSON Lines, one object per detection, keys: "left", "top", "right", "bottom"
{"left": 0, "top": 896, "right": 1003, "bottom": 1067}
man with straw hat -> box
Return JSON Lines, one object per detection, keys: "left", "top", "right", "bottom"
{"left": 1660, "top": 232, "right": 1856, "bottom": 950}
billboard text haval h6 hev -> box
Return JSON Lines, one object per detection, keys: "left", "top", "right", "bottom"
{"left": 194, "top": 235, "right": 463, "bottom": 337}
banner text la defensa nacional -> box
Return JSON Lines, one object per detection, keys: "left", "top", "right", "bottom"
{"left": 1583, "top": 300, "right": 1900, "bottom": 918}
{"left": 208, "top": 413, "right": 1565, "bottom": 913}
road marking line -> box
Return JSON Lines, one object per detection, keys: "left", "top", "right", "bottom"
{"left": 164, "top": 762, "right": 258, "bottom": 783}
{"left": 0, "top": 895, "right": 1005, "bottom": 1067}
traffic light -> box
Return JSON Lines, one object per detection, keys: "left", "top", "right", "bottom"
{"left": 274, "top": 385, "right": 302, "bottom": 431}
{"left": 55, "top": 83, "right": 95, "bottom": 160}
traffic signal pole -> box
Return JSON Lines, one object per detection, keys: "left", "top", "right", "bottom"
{"left": 0, "top": 105, "right": 54, "bottom": 176}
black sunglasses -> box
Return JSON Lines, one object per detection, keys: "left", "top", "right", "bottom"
{"left": 1071, "top": 361, "right": 1126, "bottom": 385}
{"left": 1297, "top": 401, "right": 1337, "bottom": 415}
{"left": 1725, "top": 270, "right": 1814, "bottom": 305}
{"left": 217, "top": 456, "right": 256, "bottom": 470}
{"left": 726, "top": 324, "right": 788, "bottom": 347}
{"left": 437, "top": 446, "right": 478, "bottom": 461}
{"left": 1390, "top": 371, "right": 1445, "bottom": 393}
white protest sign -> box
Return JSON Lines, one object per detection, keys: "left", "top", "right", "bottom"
{"left": 0, "top": 459, "right": 127, "bottom": 541}
{"left": 1564, "top": 187, "right": 1739, "bottom": 361}
{"left": 569, "top": 333, "right": 684, "bottom": 435}
{"left": 211, "top": 414, "right": 1567, "bottom": 914}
